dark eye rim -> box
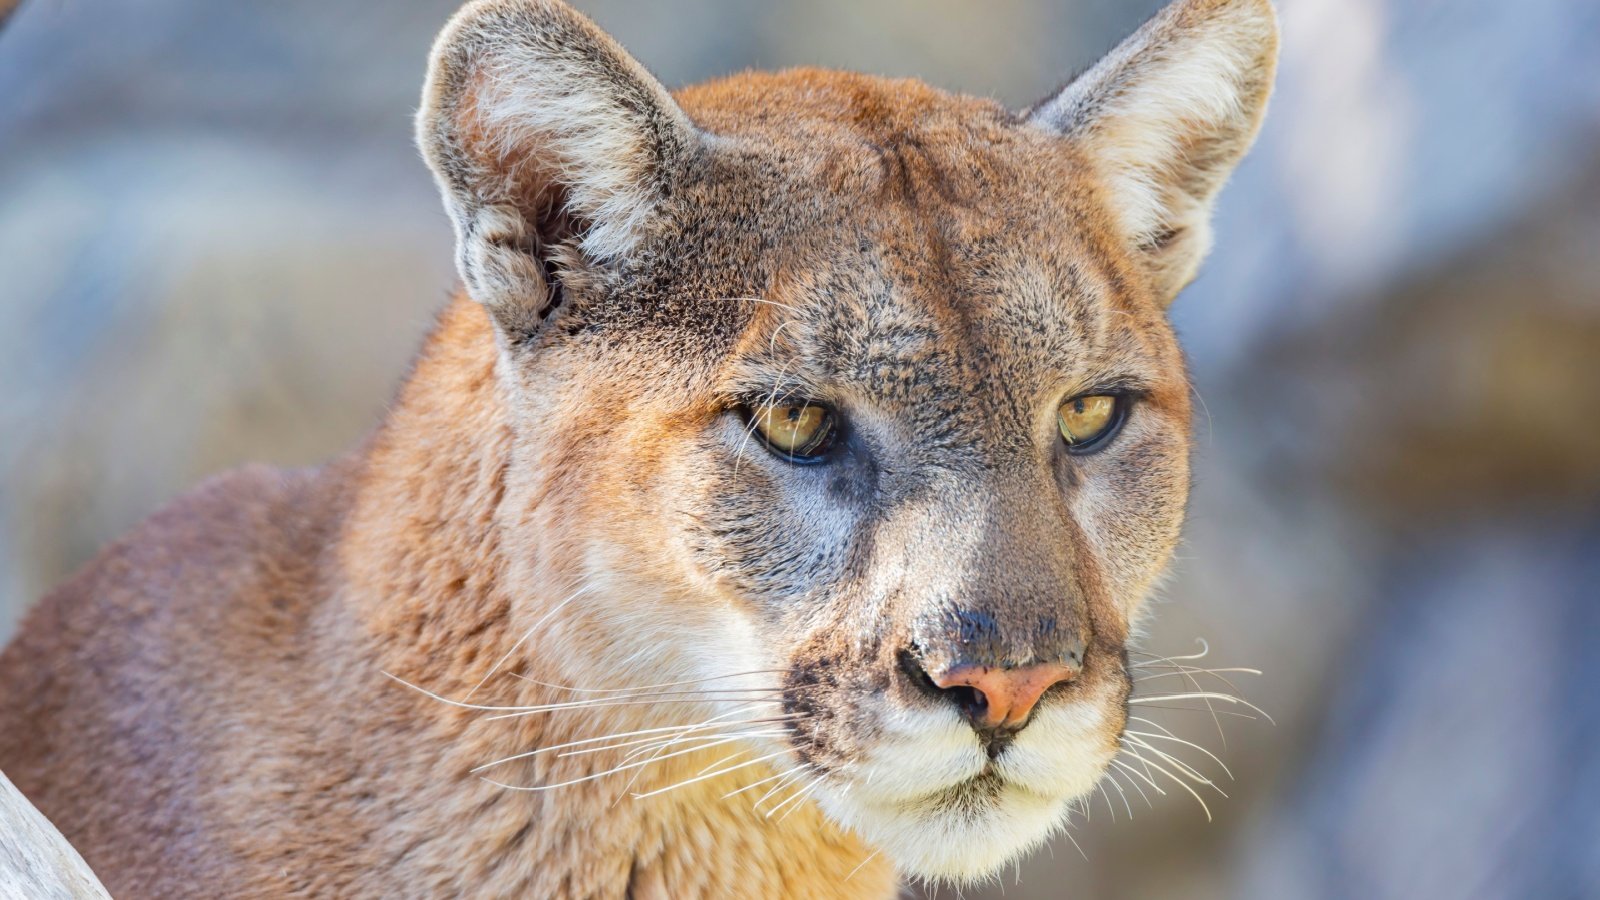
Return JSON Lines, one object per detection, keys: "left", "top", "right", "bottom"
{"left": 742, "top": 400, "right": 840, "bottom": 465}
{"left": 1059, "top": 392, "right": 1132, "bottom": 456}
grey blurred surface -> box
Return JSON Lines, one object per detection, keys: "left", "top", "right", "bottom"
{"left": 2, "top": 0, "right": 1597, "bottom": 897}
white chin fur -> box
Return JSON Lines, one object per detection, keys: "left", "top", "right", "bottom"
{"left": 812, "top": 693, "right": 1120, "bottom": 883}
{"left": 816, "top": 779, "right": 1071, "bottom": 882}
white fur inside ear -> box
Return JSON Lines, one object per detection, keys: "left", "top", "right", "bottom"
{"left": 1061, "top": 30, "right": 1256, "bottom": 243}
{"left": 1028, "top": 0, "right": 1278, "bottom": 290}
{"left": 416, "top": 0, "right": 698, "bottom": 316}
{"left": 473, "top": 54, "right": 667, "bottom": 263}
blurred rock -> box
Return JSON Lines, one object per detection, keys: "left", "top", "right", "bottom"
{"left": 1242, "top": 520, "right": 1600, "bottom": 900}
{"left": 1262, "top": 159, "right": 1600, "bottom": 522}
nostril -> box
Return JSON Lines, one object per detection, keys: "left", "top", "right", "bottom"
{"left": 900, "top": 650, "right": 996, "bottom": 725}
{"left": 899, "top": 650, "right": 1078, "bottom": 737}
{"left": 930, "top": 660, "right": 1079, "bottom": 734}
{"left": 944, "top": 683, "right": 987, "bottom": 722}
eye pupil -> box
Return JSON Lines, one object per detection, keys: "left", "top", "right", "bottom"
{"left": 1057, "top": 394, "right": 1123, "bottom": 453}
{"left": 748, "top": 401, "right": 836, "bottom": 463}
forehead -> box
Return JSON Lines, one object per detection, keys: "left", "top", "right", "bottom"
{"left": 730, "top": 236, "right": 1176, "bottom": 445}
{"left": 585, "top": 70, "right": 1177, "bottom": 419}
{"left": 666, "top": 71, "right": 1176, "bottom": 406}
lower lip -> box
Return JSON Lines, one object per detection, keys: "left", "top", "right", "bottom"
{"left": 915, "top": 771, "right": 1011, "bottom": 807}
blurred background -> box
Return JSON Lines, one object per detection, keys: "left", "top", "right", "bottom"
{"left": 2, "top": 0, "right": 1597, "bottom": 897}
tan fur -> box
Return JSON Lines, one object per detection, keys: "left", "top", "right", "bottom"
{"left": 0, "top": 0, "right": 1277, "bottom": 895}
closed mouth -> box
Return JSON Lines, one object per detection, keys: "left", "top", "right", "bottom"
{"left": 900, "top": 769, "right": 1046, "bottom": 815}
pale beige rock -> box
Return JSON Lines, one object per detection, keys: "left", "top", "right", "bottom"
{"left": 0, "top": 770, "right": 110, "bottom": 900}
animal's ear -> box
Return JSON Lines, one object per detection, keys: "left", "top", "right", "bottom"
{"left": 417, "top": 0, "right": 696, "bottom": 335}
{"left": 1026, "top": 0, "right": 1278, "bottom": 305}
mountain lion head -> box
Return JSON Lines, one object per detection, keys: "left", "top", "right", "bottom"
{"left": 417, "top": 0, "right": 1276, "bottom": 882}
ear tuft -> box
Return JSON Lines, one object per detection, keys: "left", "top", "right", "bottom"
{"left": 417, "top": 0, "right": 696, "bottom": 329}
{"left": 1027, "top": 0, "right": 1279, "bottom": 304}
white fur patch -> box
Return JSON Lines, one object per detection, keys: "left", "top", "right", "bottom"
{"left": 472, "top": 55, "right": 667, "bottom": 263}
{"left": 1028, "top": 0, "right": 1277, "bottom": 260}
{"left": 417, "top": 0, "right": 699, "bottom": 314}
{"left": 811, "top": 689, "right": 1121, "bottom": 883}
{"left": 819, "top": 782, "right": 1069, "bottom": 884}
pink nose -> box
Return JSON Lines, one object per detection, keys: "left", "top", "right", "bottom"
{"left": 931, "top": 662, "right": 1079, "bottom": 730}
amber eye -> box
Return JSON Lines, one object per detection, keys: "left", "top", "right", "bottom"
{"left": 749, "top": 402, "right": 837, "bottom": 462}
{"left": 1057, "top": 394, "right": 1123, "bottom": 452}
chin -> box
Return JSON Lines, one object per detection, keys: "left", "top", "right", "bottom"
{"left": 814, "top": 773, "right": 1082, "bottom": 884}
{"left": 807, "top": 695, "right": 1123, "bottom": 884}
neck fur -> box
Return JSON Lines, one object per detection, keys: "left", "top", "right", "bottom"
{"left": 317, "top": 296, "right": 891, "bottom": 897}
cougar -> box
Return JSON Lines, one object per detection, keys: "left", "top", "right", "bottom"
{"left": 0, "top": 0, "right": 1278, "bottom": 895}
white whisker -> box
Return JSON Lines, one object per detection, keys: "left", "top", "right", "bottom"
{"left": 845, "top": 849, "right": 882, "bottom": 882}
{"left": 509, "top": 674, "right": 788, "bottom": 696}
{"left": 1129, "top": 691, "right": 1273, "bottom": 724}
{"left": 481, "top": 694, "right": 783, "bottom": 720}
{"left": 724, "top": 764, "right": 806, "bottom": 800}
{"left": 612, "top": 704, "right": 790, "bottom": 801}
{"left": 1095, "top": 780, "right": 1115, "bottom": 821}
{"left": 1132, "top": 666, "right": 1259, "bottom": 686}
{"left": 1109, "top": 761, "right": 1155, "bottom": 809}
{"left": 1110, "top": 757, "right": 1167, "bottom": 798}
{"left": 471, "top": 710, "right": 795, "bottom": 774}
{"left": 475, "top": 704, "right": 783, "bottom": 774}
{"left": 768, "top": 773, "right": 823, "bottom": 820}
{"left": 1130, "top": 649, "right": 1232, "bottom": 744}
{"left": 1120, "top": 746, "right": 1213, "bottom": 821}
{"left": 632, "top": 748, "right": 794, "bottom": 800}
{"left": 1123, "top": 736, "right": 1223, "bottom": 792}
{"left": 753, "top": 765, "right": 811, "bottom": 810}
{"left": 566, "top": 728, "right": 788, "bottom": 762}
{"left": 463, "top": 583, "right": 589, "bottom": 699}
{"left": 731, "top": 357, "right": 799, "bottom": 478}
{"left": 480, "top": 734, "right": 754, "bottom": 793}
{"left": 1060, "top": 824, "right": 1089, "bottom": 862}
{"left": 388, "top": 671, "right": 779, "bottom": 716}
{"left": 1129, "top": 638, "right": 1214, "bottom": 663}
{"left": 1102, "top": 767, "right": 1135, "bottom": 818}
{"left": 1126, "top": 719, "right": 1234, "bottom": 780}
{"left": 619, "top": 730, "right": 790, "bottom": 763}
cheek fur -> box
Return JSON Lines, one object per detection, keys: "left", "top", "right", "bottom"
{"left": 781, "top": 625, "right": 897, "bottom": 772}
{"left": 685, "top": 416, "right": 864, "bottom": 610}
{"left": 1065, "top": 413, "right": 1190, "bottom": 612}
